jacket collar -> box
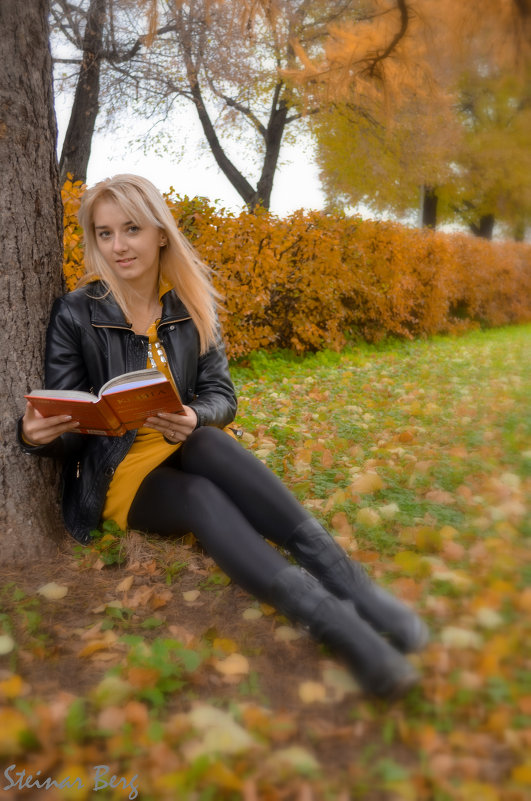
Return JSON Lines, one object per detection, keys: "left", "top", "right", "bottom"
{"left": 88, "top": 281, "right": 191, "bottom": 329}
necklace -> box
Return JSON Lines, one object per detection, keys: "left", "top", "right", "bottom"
{"left": 147, "top": 339, "right": 167, "bottom": 369}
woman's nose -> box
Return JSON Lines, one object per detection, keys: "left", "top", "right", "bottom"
{"left": 112, "top": 233, "right": 127, "bottom": 252}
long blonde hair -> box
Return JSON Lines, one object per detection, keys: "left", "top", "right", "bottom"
{"left": 77, "top": 174, "right": 219, "bottom": 354}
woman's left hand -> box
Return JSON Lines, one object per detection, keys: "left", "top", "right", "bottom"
{"left": 144, "top": 406, "right": 198, "bottom": 443}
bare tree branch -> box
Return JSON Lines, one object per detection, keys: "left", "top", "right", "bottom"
{"left": 365, "top": 0, "right": 410, "bottom": 79}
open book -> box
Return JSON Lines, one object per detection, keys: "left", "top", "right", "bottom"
{"left": 25, "top": 369, "right": 185, "bottom": 436}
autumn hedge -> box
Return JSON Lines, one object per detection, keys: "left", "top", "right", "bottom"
{"left": 62, "top": 179, "right": 531, "bottom": 359}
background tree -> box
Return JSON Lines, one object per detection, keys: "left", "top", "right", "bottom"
{"left": 439, "top": 0, "right": 531, "bottom": 238}
{"left": 0, "top": 0, "right": 65, "bottom": 562}
{"left": 305, "top": 0, "right": 531, "bottom": 237}
{"left": 54, "top": 0, "right": 106, "bottom": 184}
{"left": 52, "top": 0, "right": 413, "bottom": 210}
{"left": 51, "top": 0, "right": 179, "bottom": 185}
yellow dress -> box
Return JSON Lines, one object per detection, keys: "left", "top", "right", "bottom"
{"left": 102, "top": 320, "right": 181, "bottom": 530}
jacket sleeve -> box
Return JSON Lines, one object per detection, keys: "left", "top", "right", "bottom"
{"left": 188, "top": 331, "right": 238, "bottom": 429}
{"left": 44, "top": 296, "right": 92, "bottom": 392}
{"left": 17, "top": 296, "right": 89, "bottom": 460}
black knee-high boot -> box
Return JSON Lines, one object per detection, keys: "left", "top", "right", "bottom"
{"left": 268, "top": 565, "right": 419, "bottom": 700}
{"left": 284, "top": 518, "right": 429, "bottom": 654}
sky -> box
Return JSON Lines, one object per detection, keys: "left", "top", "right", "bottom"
{"left": 55, "top": 94, "right": 327, "bottom": 217}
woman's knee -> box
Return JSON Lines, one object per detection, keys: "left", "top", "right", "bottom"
{"left": 181, "top": 425, "right": 236, "bottom": 466}
{"left": 179, "top": 472, "right": 218, "bottom": 508}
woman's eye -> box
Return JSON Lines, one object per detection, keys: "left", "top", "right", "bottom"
{"left": 128, "top": 225, "right": 140, "bottom": 234}
{"left": 98, "top": 231, "right": 110, "bottom": 239}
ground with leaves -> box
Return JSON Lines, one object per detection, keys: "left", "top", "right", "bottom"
{"left": 1, "top": 326, "right": 530, "bottom": 801}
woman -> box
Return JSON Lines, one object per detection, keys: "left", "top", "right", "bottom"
{"left": 19, "top": 174, "right": 428, "bottom": 699}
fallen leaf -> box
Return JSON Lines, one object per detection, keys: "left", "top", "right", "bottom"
{"left": 92, "top": 600, "right": 123, "bottom": 613}
{"left": 78, "top": 640, "right": 113, "bottom": 658}
{"left": 441, "top": 540, "right": 466, "bottom": 560}
{"left": 97, "top": 706, "right": 127, "bottom": 731}
{"left": 274, "top": 625, "right": 302, "bottom": 642}
{"left": 356, "top": 507, "right": 381, "bottom": 527}
{"left": 92, "top": 675, "right": 134, "bottom": 707}
{"left": 184, "top": 703, "right": 258, "bottom": 758}
{"left": 350, "top": 472, "right": 385, "bottom": 494}
{"left": 458, "top": 781, "right": 500, "bottom": 800}
{"left": 242, "top": 607, "right": 263, "bottom": 621}
{"left": 150, "top": 588, "right": 172, "bottom": 609}
{"left": 126, "top": 666, "right": 161, "bottom": 689}
{"left": 182, "top": 589, "right": 201, "bottom": 603}
{"left": 0, "top": 707, "right": 29, "bottom": 754}
{"left": 321, "top": 665, "right": 359, "bottom": 700}
{"left": 298, "top": 681, "right": 327, "bottom": 704}
{"left": 116, "top": 575, "right": 134, "bottom": 592}
{"left": 78, "top": 630, "right": 118, "bottom": 658}
{"left": 168, "top": 624, "right": 196, "bottom": 646}
{"left": 331, "top": 511, "right": 353, "bottom": 537}
{"left": 440, "top": 626, "right": 483, "bottom": 649}
{"left": 0, "top": 634, "right": 15, "bottom": 655}
{"left": 324, "top": 488, "right": 348, "bottom": 511}
{"left": 475, "top": 607, "right": 504, "bottom": 629}
{"left": 425, "top": 489, "right": 456, "bottom": 505}
{"left": 265, "top": 745, "right": 320, "bottom": 775}
{"left": 203, "top": 760, "right": 243, "bottom": 791}
{"left": 37, "top": 582, "right": 68, "bottom": 600}
{"left": 389, "top": 577, "right": 422, "bottom": 602}
{"left": 393, "top": 551, "right": 431, "bottom": 578}
{"left": 379, "top": 502, "right": 400, "bottom": 520}
{"left": 52, "top": 764, "right": 92, "bottom": 800}
{"left": 512, "top": 763, "right": 531, "bottom": 784}
{"left": 517, "top": 587, "right": 531, "bottom": 613}
{"left": 213, "top": 652, "right": 250, "bottom": 677}
{"left": 213, "top": 637, "right": 238, "bottom": 654}
{"left": 0, "top": 674, "right": 28, "bottom": 699}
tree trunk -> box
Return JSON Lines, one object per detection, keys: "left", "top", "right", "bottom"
{"left": 254, "top": 99, "right": 289, "bottom": 210}
{"left": 470, "top": 213, "right": 495, "bottom": 239}
{"left": 421, "top": 185, "right": 438, "bottom": 229}
{"left": 513, "top": 220, "right": 526, "bottom": 241}
{"left": 59, "top": 0, "right": 106, "bottom": 185}
{"left": 0, "top": 0, "right": 65, "bottom": 563}
{"left": 189, "top": 79, "right": 258, "bottom": 208}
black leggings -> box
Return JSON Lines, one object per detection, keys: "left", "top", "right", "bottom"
{"left": 128, "top": 426, "right": 312, "bottom": 600}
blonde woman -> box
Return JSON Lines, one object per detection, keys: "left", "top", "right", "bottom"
{"left": 19, "top": 175, "right": 427, "bottom": 699}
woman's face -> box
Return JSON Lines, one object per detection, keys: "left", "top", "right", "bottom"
{"left": 92, "top": 198, "right": 164, "bottom": 290}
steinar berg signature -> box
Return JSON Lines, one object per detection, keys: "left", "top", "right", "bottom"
{"left": 3, "top": 764, "right": 139, "bottom": 799}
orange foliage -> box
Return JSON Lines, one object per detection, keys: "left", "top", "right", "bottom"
{"left": 62, "top": 180, "right": 531, "bottom": 359}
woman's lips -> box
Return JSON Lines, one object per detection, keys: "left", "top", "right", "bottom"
{"left": 116, "top": 258, "right": 135, "bottom": 266}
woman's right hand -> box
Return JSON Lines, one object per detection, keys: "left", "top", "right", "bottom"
{"left": 21, "top": 401, "right": 80, "bottom": 446}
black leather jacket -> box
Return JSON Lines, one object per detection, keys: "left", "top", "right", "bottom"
{"left": 18, "top": 282, "right": 237, "bottom": 543}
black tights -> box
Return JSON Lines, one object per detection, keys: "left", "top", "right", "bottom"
{"left": 128, "top": 427, "right": 312, "bottom": 600}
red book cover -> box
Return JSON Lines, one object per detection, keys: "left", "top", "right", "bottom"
{"left": 26, "top": 369, "right": 184, "bottom": 436}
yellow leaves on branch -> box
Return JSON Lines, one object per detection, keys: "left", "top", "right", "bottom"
{"left": 61, "top": 184, "right": 531, "bottom": 359}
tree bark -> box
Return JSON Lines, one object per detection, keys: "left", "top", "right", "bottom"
{"left": 470, "top": 213, "right": 495, "bottom": 239}
{"left": 189, "top": 76, "right": 291, "bottom": 211}
{"left": 0, "top": 0, "right": 65, "bottom": 563}
{"left": 254, "top": 95, "right": 289, "bottom": 210}
{"left": 421, "top": 185, "right": 438, "bottom": 229}
{"left": 188, "top": 77, "right": 258, "bottom": 209}
{"left": 59, "top": 0, "right": 106, "bottom": 185}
